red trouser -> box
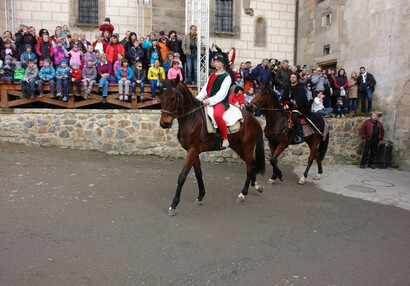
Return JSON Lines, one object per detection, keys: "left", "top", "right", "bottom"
{"left": 213, "top": 103, "right": 228, "bottom": 140}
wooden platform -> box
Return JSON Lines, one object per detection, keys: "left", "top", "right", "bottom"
{"left": 0, "top": 83, "right": 198, "bottom": 109}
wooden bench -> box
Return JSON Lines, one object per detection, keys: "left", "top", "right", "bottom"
{"left": 0, "top": 83, "right": 198, "bottom": 109}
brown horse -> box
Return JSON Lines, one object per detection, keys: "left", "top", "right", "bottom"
{"left": 249, "top": 86, "right": 329, "bottom": 185}
{"left": 158, "top": 77, "right": 265, "bottom": 216}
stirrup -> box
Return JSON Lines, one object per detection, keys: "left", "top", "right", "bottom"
{"left": 221, "top": 139, "right": 229, "bottom": 149}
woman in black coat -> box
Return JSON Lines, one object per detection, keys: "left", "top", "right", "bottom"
{"left": 15, "top": 26, "right": 37, "bottom": 55}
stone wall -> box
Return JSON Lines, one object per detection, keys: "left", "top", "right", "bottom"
{"left": 296, "top": 0, "right": 410, "bottom": 161}
{"left": 0, "top": 109, "right": 374, "bottom": 165}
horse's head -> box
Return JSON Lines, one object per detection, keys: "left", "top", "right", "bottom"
{"left": 159, "top": 75, "right": 181, "bottom": 129}
{"left": 249, "top": 86, "right": 270, "bottom": 111}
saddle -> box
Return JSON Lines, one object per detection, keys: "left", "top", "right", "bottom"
{"left": 205, "top": 105, "right": 244, "bottom": 134}
{"left": 283, "top": 101, "right": 308, "bottom": 127}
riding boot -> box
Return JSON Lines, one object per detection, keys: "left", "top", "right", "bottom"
{"left": 294, "top": 124, "right": 304, "bottom": 144}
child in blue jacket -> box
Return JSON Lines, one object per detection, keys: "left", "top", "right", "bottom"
{"left": 116, "top": 59, "right": 133, "bottom": 101}
{"left": 38, "top": 58, "right": 56, "bottom": 98}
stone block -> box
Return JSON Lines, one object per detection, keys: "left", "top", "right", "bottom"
{"left": 271, "top": 3, "right": 288, "bottom": 12}
{"left": 257, "top": 2, "right": 272, "bottom": 10}
{"left": 42, "top": 2, "right": 61, "bottom": 11}
{"left": 279, "top": 12, "right": 294, "bottom": 21}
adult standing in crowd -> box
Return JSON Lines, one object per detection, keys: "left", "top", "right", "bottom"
{"left": 121, "top": 31, "right": 131, "bottom": 47}
{"left": 242, "top": 60, "right": 254, "bottom": 92}
{"left": 182, "top": 25, "right": 198, "bottom": 85}
{"left": 250, "top": 58, "right": 272, "bottom": 91}
{"left": 168, "top": 30, "right": 185, "bottom": 67}
{"left": 274, "top": 59, "right": 292, "bottom": 101}
{"left": 333, "top": 68, "right": 348, "bottom": 107}
{"left": 80, "top": 33, "right": 91, "bottom": 50}
{"left": 311, "top": 67, "right": 329, "bottom": 106}
{"left": 158, "top": 31, "right": 170, "bottom": 62}
{"left": 93, "top": 34, "right": 107, "bottom": 55}
{"left": 124, "top": 32, "right": 137, "bottom": 57}
{"left": 348, "top": 71, "right": 359, "bottom": 113}
{"left": 357, "top": 66, "right": 376, "bottom": 113}
{"left": 360, "top": 112, "right": 384, "bottom": 169}
{"left": 99, "top": 17, "right": 114, "bottom": 39}
{"left": 15, "top": 25, "right": 36, "bottom": 55}
{"left": 106, "top": 34, "right": 124, "bottom": 64}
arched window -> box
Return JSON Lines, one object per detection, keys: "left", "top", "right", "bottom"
{"left": 255, "top": 17, "right": 266, "bottom": 47}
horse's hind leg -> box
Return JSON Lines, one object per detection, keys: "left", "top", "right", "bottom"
{"left": 298, "top": 141, "right": 318, "bottom": 185}
{"left": 250, "top": 159, "right": 263, "bottom": 193}
{"left": 313, "top": 160, "right": 323, "bottom": 180}
{"left": 193, "top": 161, "right": 206, "bottom": 206}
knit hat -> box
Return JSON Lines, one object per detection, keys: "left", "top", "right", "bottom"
{"left": 86, "top": 57, "right": 94, "bottom": 62}
{"left": 233, "top": 72, "right": 241, "bottom": 79}
{"left": 16, "top": 61, "right": 22, "bottom": 66}
{"left": 5, "top": 55, "right": 12, "bottom": 61}
{"left": 245, "top": 59, "right": 251, "bottom": 63}
{"left": 72, "top": 61, "right": 79, "bottom": 67}
{"left": 56, "top": 39, "right": 63, "bottom": 44}
{"left": 25, "top": 44, "right": 32, "bottom": 50}
{"left": 105, "top": 17, "right": 111, "bottom": 22}
{"left": 337, "top": 97, "right": 343, "bottom": 101}
{"left": 174, "top": 52, "right": 180, "bottom": 58}
{"left": 60, "top": 59, "right": 66, "bottom": 64}
{"left": 44, "top": 58, "right": 51, "bottom": 64}
{"left": 159, "top": 31, "right": 165, "bottom": 35}
{"left": 151, "top": 37, "right": 157, "bottom": 42}
{"left": 112, "top": 33, "right": 119, "bottom": 38}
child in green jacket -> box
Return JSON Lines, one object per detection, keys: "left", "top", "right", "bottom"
{"left": 13, "top": 61, "right": 25, "bottom": 82}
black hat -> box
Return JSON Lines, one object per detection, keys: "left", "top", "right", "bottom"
{"left": 159, "top": 31, "right": 165, "bottom": 35}
{"left": 214, "top": 53, "right": 229, "bottom": 66}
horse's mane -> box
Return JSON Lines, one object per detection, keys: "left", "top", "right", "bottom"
{"left": 261, "top": 86, "right": 287, "bottom": 117}
{"left": 176, "top": 81, "right": 202, "bottom": 106}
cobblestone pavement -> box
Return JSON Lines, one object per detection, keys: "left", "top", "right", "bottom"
{"left": 0, "top": 143, "right": 409, "bottom": 286}
{"left": 294, "top": 164, "right": 410, "bottom": 210}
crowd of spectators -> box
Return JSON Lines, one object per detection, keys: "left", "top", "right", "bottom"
{"left": 0, "top": 20, "right": 376, "bottom": 112}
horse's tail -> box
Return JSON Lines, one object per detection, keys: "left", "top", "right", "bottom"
{"left": 318, "top": 133, "right": 329, "bottom": 162}
{"left": 255, "top": 126, "right": 266, "bottom": 175}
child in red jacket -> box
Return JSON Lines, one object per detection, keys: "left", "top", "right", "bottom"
{"left": 229, "top": 86, "right": 245, "bottom": 109}
{"left": 99, "top": 17, "right": 114, "bottom": 39}
{"left": 70, "top": 62, "right": 82, "bottom": 96}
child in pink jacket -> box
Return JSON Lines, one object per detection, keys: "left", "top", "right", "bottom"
{"left": 167, "top": 61, "right": 183, "bottom": 81}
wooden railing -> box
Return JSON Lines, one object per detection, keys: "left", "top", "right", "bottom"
{"left": 0, "top": 83, "right": 198, "bottom": 109}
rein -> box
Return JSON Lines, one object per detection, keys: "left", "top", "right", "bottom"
{"left": 160, "top": 88, "right": 206, "bottom": 119}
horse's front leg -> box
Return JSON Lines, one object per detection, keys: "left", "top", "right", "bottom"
{"left": 168, "top": 150, "right": 197, "bottom": 216}
{"left": 267, "top": 142, "right": 287, "bottom": 184}
{"left": 193, "top": 159, "right": 206, "bottom": 206}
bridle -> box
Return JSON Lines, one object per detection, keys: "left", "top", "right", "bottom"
{"left": 160, "top": 87, "right": 205, "bottom": 119}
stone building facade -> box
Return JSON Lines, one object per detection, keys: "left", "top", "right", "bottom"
{"left": 296, "top": 0, "right": 410, "bottom": 164}
{"left": 0, "top": 0, "right": 296, "bottom": 65}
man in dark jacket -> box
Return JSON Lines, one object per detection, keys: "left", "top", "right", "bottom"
{"left": 360, "top": 112, "right": 384, "bottom": 168}
{"left": 281, "top": 73, "right": 311, "bottom": 143}
{"left": 251, "top": 59, "right": 272, "bottom": 91}
{"left": 275, "top": 59, "right": 292, "bottom": 100}
{"left": 357, "top": 66, "right": 376, "bottom": 113}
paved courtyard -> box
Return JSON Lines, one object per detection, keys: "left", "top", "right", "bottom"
{"left": 0, "top": 143, "right": 409, "bottom": 286}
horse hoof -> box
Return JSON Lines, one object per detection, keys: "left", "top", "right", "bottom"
{"left": 298, "top": 176, "right": 306, "bottom": 185}
{"left": 193, "top": 199, "right": 203, "bottom": 206}
{"left": 235, "top": 194, "right": 245, "bottom": 203}
{"left": 167, "top": 208, "right": 177, "bottom": 216}
{"left": 313, "top": 174, "right": 321, "bottom": 180}
{"left": 254, "top": 184, "right": 263, "bottom": 193}
{"left": 267, "top": 179, "right": 275, "bottom": 184}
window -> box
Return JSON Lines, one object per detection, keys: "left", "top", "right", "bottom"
{"left": 255, "top": 17, "right": 266, "bottom": 47}
{"left": 321, "top": 13, "right": 332, "bottom": 27}
{"left": 215, "top": 0, "right": 233, "bottom": 32}
{"left": 79, "top": 0, "right": 99, "bottom": 25}
{"left": 323, "top": 45, "right": 330, "bottom": 55}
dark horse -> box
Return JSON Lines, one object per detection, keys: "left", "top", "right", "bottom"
{"left": 158, "top": 77, "right": 265, "bottom": 216}
{"left": 249, "top": 86, "right": 329, "bottom": 185}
